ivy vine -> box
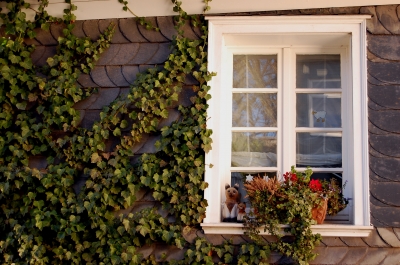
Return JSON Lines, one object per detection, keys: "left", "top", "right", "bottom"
{"left": 0, "top": 0, "right": 321, "bottom": 264}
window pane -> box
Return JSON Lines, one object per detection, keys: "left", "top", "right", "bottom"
{"left": 296, "top": 132, "right": 342, "bottom": 168}
{"left": 296, "top": 93, "right": 341, "bottom": 128}
{"left": 233, "top": 55, "right": 277, "bottom": 88}
{"left": 296, "top": 55, "right": 341, "bottom": 88}
{"left": 231, "top": 132, "right": 277, "bottom": 167}
{"left": 232, "top": 93, "right": 277, "bottom": 127}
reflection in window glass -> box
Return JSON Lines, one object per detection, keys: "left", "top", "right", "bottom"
{"left": 232, "top": 93, "right": 277, "bottom": 127}
{"left": 296, "top": 93, "right": 341, "bottom": 128}
{"left": 296, "top": 55, "right": 341, "bottom": 88}
{"left": 233, "top": 55, "right": 277, "bottom": 88}
{"left": 296, "top": 132, "right": 342, "bottom": 168}
{"left": 231, "top": 132, "right": 277, "bottom": 167}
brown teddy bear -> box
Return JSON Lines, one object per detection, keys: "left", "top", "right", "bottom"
{"left": 222, "top": 183, "right": 241, "bottom": 222}
{"left": 236, "top": 202, "right": 246, "bottom": 223}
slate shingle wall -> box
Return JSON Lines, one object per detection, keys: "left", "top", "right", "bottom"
{"left": 27, "top": 5, "right": 400, "bottom": 264}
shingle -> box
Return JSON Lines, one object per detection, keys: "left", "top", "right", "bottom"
{"left": 368, "top": 84, "right": 400, "bottom": 110}
{"left": 86, "top": 88, "right": 120, "bottom": 109}
{"left": 338, "top": 247, "right": 368, "bottom": 265}
{"left": 321, "top": 237, "right": 347, "bottom": 247}
{"left": 368, "top": 72, "right": 388, "bottom": 86}
{"left": 119, "top": 17, "right": 148, "bottom": 43}
{"left": 82, "top": 20, "right": 101, "bottom": 42}
{"left": 204, "top": 234, "right": 225, "bottom": 245}
{"left": 34, "top": 28, "right": 57, "bottom": 45}
{"left": 179, "top": 19, "right": 200, "bottom": 40}
{"left": 368, "top": 49, "right": 389, "bottom": 63}
{"left": 309, "top": 246, "right": 348, "bottom": 265}
{"left": 377, "top": 227, "right": 400, "bottom": 247}
{"left": 376, "top": 5, "right": 400, "bottom": 34}
{"left": 368, "top": 98, "right": 389, "bottom": 111}
{"left": 365, "top": 221, "right": 398, "bottom": 245}
{"left": 28, "top": 156, "right": 48, "bottom": 170}
{"left": 90, "top": 66, "right": 117, "bottom": 87}
{"left": 106, "top": 66, "right": 131, "bottom": 87}
{"left": 368, "top": 35, "right": 400, "bottom": 61}
{"left": 369, "top": 109, "right": 400, "bottom": 133}
{"left": 369, "top": 120, "right": 391, "bottom": 135}
{"left": 31, "top": 45, "right": 57, "bottom": 66}
{"left": 136, "top": 135, "right": 161, "bottom": 154}
{"left": 136, "top": 244, "right": 155, "bottom": 260}
{"left": 148, "top": 42, "right": 171, "bottom": 64}
{"left": 369, "top": 61, "right": 400, "bottom": 85}
{"left": 138, "top": 17, "right": 168, "bottom": 42}
{"left": 370, "top": 156, "right": 400, "bottom": 182}
{"left": 221, "top": 235, "right": 248, "bottom": 245}
{"left": 340, "top": 237, "right": 369, "bottom": 247}
{"left": 370, "top": 135, "right": 400, "bottom": 157}
{"left": 360, "top": 6, "right": 391, "bottom": 34}
{"left": 122, "top": 65, "right": 140, "bottom": 84}
{"left": 358, "top": 247, "right": 390, "bottom": 264}
{"left": 77, "top": 73, "right": 99, "bottom": 88}
{"left": 330, "top": 6, "right": 360, "bottom": 14}
{"left": 157, "top": 109, "right": 181, "bottom": 129}
{"left": 130, "top": 134, "right": 149, "bottom": 153}
{"left": 99, "top": 19, "right": 129, "bottom": 44}
{"left": 370, "top": 180, "right": 400, "bottom": 207}
{"left": 109, "top": 43, "right": 140, "bottom": 65}
{"left": 127, "top": 43, "right": 159, "bottom": 64}
{"left": 71, "top": 20, "right": 86, "bottom": 38}
{"left": 157, "top": 16, "right": 178, "bottom": 41}
{"left": 381, "top": 250, "right": 400, "bottom": 265}
{"left": 50, "top": 23, "right": 65, "bottom": 42}
{"left": 73, "top": 93, "right": 98, "bottom": 110}
{"left": 80, "top": 109, "right": 101, "bottom": 129}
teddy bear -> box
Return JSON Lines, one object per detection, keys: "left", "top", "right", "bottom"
{"left": 222, "top": 183, "right": 241, "bottom": 222}
{"left": 236, "top": 202, "right": 246, "bottom": 223}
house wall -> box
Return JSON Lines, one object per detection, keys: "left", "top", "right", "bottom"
{"left": 28, "top": 5, "right": 400, "bottom": 264}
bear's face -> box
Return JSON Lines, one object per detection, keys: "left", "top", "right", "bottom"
{"left": 225, "top": 183, "right": 240, "bottom": 202}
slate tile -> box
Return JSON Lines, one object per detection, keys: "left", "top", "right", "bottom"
{"left": 368, "top": 72, "right": 388, "bottom": 86}
{"left": 80, "top": 110, "right": 101, "bottom": 129}
{"left": 130, "top": 134, "right": 149, "bottom": 153}
{"left": 77, "top": 73, "right": 99, "bottom": 88}
{"left": 358, "top": 247, "right": 390, "bottom": 264}
{"left": 377, "top": 227, "right": 400, "bottom": 247}
{"left": 338, "top": 247, "right": 368, "bottom": 265}
{"left": 182, "top": 226, "right": 199, "bottom": 243}
{"left": 138, "top": 17, "right": 168, "bottom": 42}
{"left": 370, "top": 212, "right": 391, "bottom": 228}
{"left": 72, "top": 175, "right": 87, "bottom": 194}
{"left": 73, "top": 93, "right": 98, "bottom": 110}
{"left": 122, "top": 65, "right": 139, "bottom": 84}
{"left": 371, "top": 194, "right": 390, "bottom": 207}
{"left": 370, "top": 156, "right": 400, "bottom": 182}
{"left": 184, "top": 74, "right": 199, "bottom": 85}
{"left": 369, "top": 61, "right": 400, "bottom": 85}
{"left": 164, "top": 246, "right": 186, "bottom": 261}
{"left": 141, "top": 190, "right": 156, "bottom": 202}
{"left": 99, "top": 19, "right": 129, "bottom": 44}
{"left": 179, "top": 19, "right": 200, "bottom": 40}
{"left": 369, "top": 109, "right": 400, "bottom": 133}
{"left": 71, "top": 20, "right": 86, "bottom": 38}
{"left": 50, "top": 23, "right": 65, "bottom": 42}
{"left": 381, "top": 250, "right": 400, "bottom": 265}
{"left": 370, "top": 135, "right": 400, "bottom": 157}
{"left": 34, "top": 27, "right": 57, "bottom": 45}
{"left": 109, "top": 43, "right": 140, "bottom": 65}
{"left": 330, "top": 6, "right": 360, "bottom": 14}
{"left": 394, "top": 228, "right": 400, "bottom": 240}
{"left": 267, "top": 252, "right": 283, "bottom": 264}
{"left": 88, "top": 88, "right": 120, "bottom": 109}
{"left": 104, "top": 136, "right": 120, "bottom": 152}
{"left": 106, "top": 66, "right": 131, "bottom": 87}
{"left": 138, "top": 65, "right": 155, "bottom": 73}
{"left": 157, "top": 16, "right": 178, "bottom": 41}
{"left": 365, "top": 222, "right": 397, "bottom": 244}
{"left": 128, "top": 43, "right": 159, "bottom": 64}
{"left": 24, "top": 36, "right": 41, "bottom": 46}
{"left": 309, "top": 246, "right": 348, "bottom": 264}
{"left": 370, "top": 180, "right": 400, "bottom": 207}
{"left": 321, "top": 237, "right": 347, "bottom": 247}
{"left": 368, "top": 35, "right": 400, "bottom": 61}
{"left": 222, "top": 235, "right": 248, "bottom": 245}
{"left": 340, "top": 237, "right": 369, "bottom": 247}
{"left": 368, "top": 84, "right": 400, "bottom": 110}
{"left": 119, "top": 87, "right": 131, "bottom": 99}
{"left": 148, "top": 42, "right": 171, "bottom": 64}
{"left": 31, "top": 45, "right": 57, "bottom": 67}
{"left": 82, "top": 20, "right": 101, "bottom": 42}
{"left": 368, "top": 120, "right": 390, "bottom": 135}
{"left": 28, "top": 156, "right": 48, "bottom": 170}
{"left": 360, "top": 6, "right": 391, "bottom": 34}
{"left": 130, "top": 201, "right": 157, "bottom": 214}
{"left": 119, "top": 18, "right": 148, "bottom": 43}
{"left": 299, "top": 9, "right": 331, "bottom": 15}
{"left": 137, "top": 135, "right": 161, "bottom": 154}
{"left": 90, "top": 66, "right": 117, "bottom": 87}
{"left": 136, "top": 244, "right": 155, "bottom": 260}
{"left": 368, "top": 99, "right": 388, "bottom": 111}
{"left": 157, "top": 109, "right": 181, "bottom": 129}
{"left": 204, "top": 234, "right": 225, "bottom": 245}
{"left": 368, "top": 50, "right": 389, "bottom": 63}
{"left": 376, "top": 5, "right": 400, "bottom": 34}
{"left": 96, "top": 43, "right": 121, "bottom": 65}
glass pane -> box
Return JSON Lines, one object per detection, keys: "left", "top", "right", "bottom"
{"left": 296, "top": 93, "right": 341, "bottom": 128}
{"left": 296, "top": 55, "right": 341, "bottom": 88}
{"left": 231, "top": 132, "right": 277, "bottom": 167}
{"left": 296, "top": 132, "right": 342, "bottom": 168}
{"left": 233, "top": 55, "right": 277, "bottom": 88}
{"left": 232, "top": 93, "right": 277, "bottom": 127}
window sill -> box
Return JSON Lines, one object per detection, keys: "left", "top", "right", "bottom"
{"left": 201, "top": 223, "right": 374, "bottom": 237}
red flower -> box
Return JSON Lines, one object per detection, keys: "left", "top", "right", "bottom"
{"left": 284, "top": 172, "right": 297, "bottom": 182}
{"left": 309, "top": 179, "right": 322, "bottom": 192}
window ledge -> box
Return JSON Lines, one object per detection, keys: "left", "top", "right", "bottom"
{"left": 201, "top": 223, "right": 374, "bottom": 237}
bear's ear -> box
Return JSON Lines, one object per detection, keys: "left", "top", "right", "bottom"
{"left": 233, "top": 183, "right": 240, "bottom": 190}
{"left": 225, "top": 183, "right": 231, "bottom": 190}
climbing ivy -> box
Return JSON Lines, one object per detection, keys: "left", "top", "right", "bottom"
{"left": 0, "top": 0, "right": 321, "bottom": 264}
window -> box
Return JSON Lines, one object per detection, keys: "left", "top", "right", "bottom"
{"left": 202, "top": 16, "right": 373, "bottom": 236}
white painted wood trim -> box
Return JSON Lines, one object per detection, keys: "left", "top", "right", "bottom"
{"left": 201, "top": 223, "right": 374, "bottom": 237}
{"left": 12, "top": 1, "right": 398, "bottom": 19}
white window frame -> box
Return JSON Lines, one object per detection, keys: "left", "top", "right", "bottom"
{"left": 202, "top": 16, "right": 373, "bottom": 237}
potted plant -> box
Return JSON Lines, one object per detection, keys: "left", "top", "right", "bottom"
{"left": 243, "top": 166, "right": 348, "bottom": 264}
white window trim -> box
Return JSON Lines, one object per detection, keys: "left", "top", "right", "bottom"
{"left": 202, "top": 16, "right": 373, "bottom": 237}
